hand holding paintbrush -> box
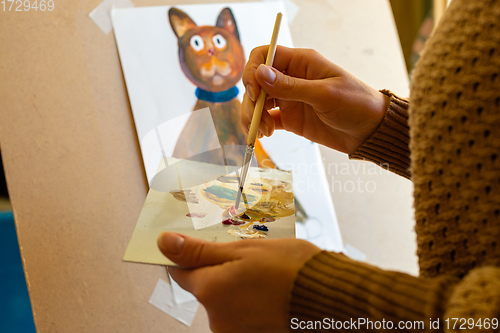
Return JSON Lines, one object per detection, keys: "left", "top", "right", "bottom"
{"left": 235, "top": 12, "right": 283, "bottom": 209}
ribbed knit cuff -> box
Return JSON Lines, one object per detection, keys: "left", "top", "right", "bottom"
{"left": 289, "top": 251, "right": 457, "bottom": 332}
{"left": 349, "top": 90, "right": 411, "bottom": 179}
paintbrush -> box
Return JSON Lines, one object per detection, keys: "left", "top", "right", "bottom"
{"left": 235, "top": 12, "right": 283, "bottom": 210}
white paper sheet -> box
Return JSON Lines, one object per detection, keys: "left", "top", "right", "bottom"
{"left": 112, "top": 2, "right": 343, "bottom": 252}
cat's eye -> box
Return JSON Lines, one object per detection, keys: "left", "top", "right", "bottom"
{"left": 190, "top": 35, "right": 204, "bottom": 52}
{"left": 212, "top": 34, "right": 227, "bottom": 49}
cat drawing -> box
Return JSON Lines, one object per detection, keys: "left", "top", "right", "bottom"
{"left": 168, "top": 7, "right": 275, "bottom": 168}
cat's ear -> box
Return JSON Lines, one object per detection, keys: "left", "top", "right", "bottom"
{"left": 216, "top": 8, "right": 240, "bottom": 41}
{"left": 169, "top": 7, "right": 197, "bottom": 38}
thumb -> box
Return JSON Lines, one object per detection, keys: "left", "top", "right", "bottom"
{"left": 255, "top": 64, "right": 319, "bottom": 103}
{"left": 157, "top": 232, "right": 235, "bottom": 268}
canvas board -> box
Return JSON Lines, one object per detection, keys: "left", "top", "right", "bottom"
{"left": 0, "top": 0, "right": 411, "bottom": 331}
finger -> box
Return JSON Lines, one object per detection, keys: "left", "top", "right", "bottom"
{"left": 243, "top": 92, "right": 253, "bottom": 123}
{"left": 242, "top": 45, "right": 268, "bottom": 102}
{"left": 242, "top": 92, "right": 276, "bottom": 137}
{"left": 243, "top": 46, "right": 339, "bottom": 103}
{"left": 168, "top": 265, "right": 209, "bottom": 297}
{"left": 168, "top": 263, "right": 234, "bottom": 305}
{"left": 241, "top": 92, "right": 252, "bottom": 134}
{"left": 157, "top": 232, "right": 236, "bottom": 268}
{"left": 260, "top": 108, "right": 275, "bottom": 137}
{"left": 255, "top": 64, "right": 323, "bottom": 105}
{"left": 264, "top": 98, "right": 275, "bottom": 110}
{"left": 242, "top": 45, "right": 297, "bottom": 103}
{"left": 268, "top": 108, "right": 283, "bottom": 130}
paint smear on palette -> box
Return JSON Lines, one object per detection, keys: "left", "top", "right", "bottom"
{"left": 170, "top": 189, "right": 199, "bottom": 204}
{"left": 216, "top": 175, "right": 239, "bottom": 183}
{"left": 200, "top": 175, "right": 295, "bottom": 239}
{"left": 202, "top": 185, "right": 257, "bottom": 204}
{"left": 228, "top": 228, "right": 266, "bottom": 239}
{"left": 186, "top": 213, "right": 207, "bottom": 218}
{"left": 224, "top": 219, "right": 270, "bottom": 239}
{"left": 226, "top": 220, "right": 272, "bottom": 238}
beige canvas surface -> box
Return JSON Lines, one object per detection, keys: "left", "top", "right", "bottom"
{"left": 0, "top": 0, "right": 414, "bottom": 332}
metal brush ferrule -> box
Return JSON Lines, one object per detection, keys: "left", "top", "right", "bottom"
{"left": 235, "top": 145, "right": 255, "bottom": 209}
{"left": 238, "top": 145, "right": 254, "bottom": 188}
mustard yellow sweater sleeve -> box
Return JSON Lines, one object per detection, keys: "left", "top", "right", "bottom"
{"left": 290, "top": 252, "right": 500, "bottom": 332}
{"left": 289, "top": 251, "right": 459, "bottom": 332}
{"left": 349, "top": 90, "right": 411, "bottom": 180}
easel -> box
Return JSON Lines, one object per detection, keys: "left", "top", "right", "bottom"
{"left": 0, "top": 0, "right": 413, "bottom": 331}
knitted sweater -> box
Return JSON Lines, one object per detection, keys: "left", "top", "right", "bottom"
{"left": 289, "top": 0, "right": 500, "bottom": 331}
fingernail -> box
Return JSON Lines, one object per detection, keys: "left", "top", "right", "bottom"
{"left": 258, "top": 131, "right": 264, "bottom": 139}
{"left": 158, "top": 232, "right": 185, "bottom": 255}
{"left": 246, "top": 84, "right": 255, "bottom": 102}
{"left": 259, "top": 65, "right": 277, "bottom": 84}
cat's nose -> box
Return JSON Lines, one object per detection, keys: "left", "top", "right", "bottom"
{"left": 207, "top": 48, "right": 215, "bottom": 56}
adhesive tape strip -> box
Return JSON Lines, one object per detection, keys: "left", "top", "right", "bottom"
{"left": 149, "top": 278, "right": 199, "bottom": 326}
{"left": 89, "top": 0, "right": 134, "bottom": 35}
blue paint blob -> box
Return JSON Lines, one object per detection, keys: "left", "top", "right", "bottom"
{"left": 253, "top": 224, "right": 269, "bottom": 231}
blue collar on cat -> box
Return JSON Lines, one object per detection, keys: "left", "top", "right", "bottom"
{"left": 195, "top": 86, "right": 239, "bottom": 103}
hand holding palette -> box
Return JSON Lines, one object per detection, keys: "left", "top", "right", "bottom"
{"left": 123, "top": 158, "right": 296, "bottom": 266}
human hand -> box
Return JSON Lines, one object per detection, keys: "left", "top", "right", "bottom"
{"left": 157, "top": 232, "right": 321, "bottom": 333}
{"left": 241, "top": 45, "right": 390, "bottom": 154}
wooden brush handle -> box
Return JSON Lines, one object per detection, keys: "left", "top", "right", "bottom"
{"left": 246, "top": 12, "right": 283, "bottom": 146}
